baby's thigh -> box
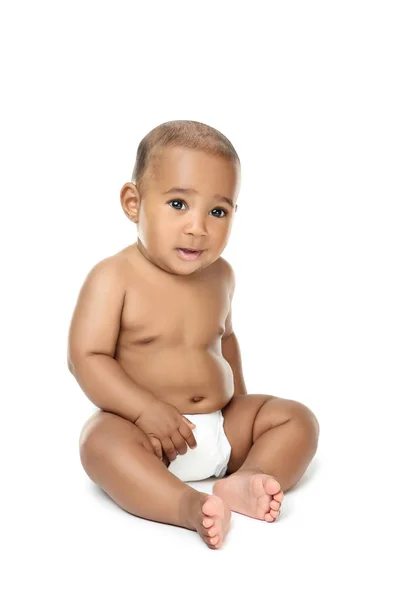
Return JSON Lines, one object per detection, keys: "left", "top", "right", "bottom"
{"left": 79, "top": 410, "right": 155, "bottom": 472}
{"left": 222, "top": 394, "right": 274, "bottom": 473}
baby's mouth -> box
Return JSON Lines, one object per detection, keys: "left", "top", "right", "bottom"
{"left": 176, "top": 248, "right": 204, "bottom": 260}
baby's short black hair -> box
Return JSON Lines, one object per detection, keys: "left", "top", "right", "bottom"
{"left": 131, "top": 120, "right": 240, "bottom": 189}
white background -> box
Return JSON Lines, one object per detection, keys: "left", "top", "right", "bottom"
{"left": 2, "top": 1, "right": 399, "bottom": 598}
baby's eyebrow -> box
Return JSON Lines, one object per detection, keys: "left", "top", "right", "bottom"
{"left": 163, "top": 187, "right": 234, "bottom": 208}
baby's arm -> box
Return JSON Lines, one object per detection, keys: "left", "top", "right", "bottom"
{"left": 220, "top": 260, "right": 247, "bottom": 396}
{"left": 67, "top": 258, "right": 155, "bottom": 423}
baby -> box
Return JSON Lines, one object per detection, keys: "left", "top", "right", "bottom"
{"left": 67, "top": 120, "right": 320, "bottom": 549}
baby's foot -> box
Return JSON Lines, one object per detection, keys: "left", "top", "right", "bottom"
{"left": 212, "top": 470, "right": 284, "bottom": 522}
{"left": 184, "top": 492, "right": 231, "bottom": 549}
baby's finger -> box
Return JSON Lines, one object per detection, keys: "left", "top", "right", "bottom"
{"left": 182, "top": 416, "right": 196, "bottom": 429}
{"left": 179, "top": 422, "right": 197, "bottom": 449}
{"left": 161, "top": 437, "right": 177, "bottom": 462}
{"left": 149, "top": 436, "right": 163, "bottom": 460}
{"left": 170, "top": 431, "right": 188, "bottom": 456}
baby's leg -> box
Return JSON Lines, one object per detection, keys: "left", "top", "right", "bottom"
{"left": 79, "top": 410, "right": 231, "bottom": 549}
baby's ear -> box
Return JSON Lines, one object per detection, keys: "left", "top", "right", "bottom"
{"left": 120, "top": 182, "right": 140, "bottom": 223}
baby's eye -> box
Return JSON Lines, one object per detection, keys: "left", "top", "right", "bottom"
{"left": 169, "top": 199, "right": 186, "bottom": 210}
{"left": 168, "top": 200, "right": 228, "bottom": 218}
{"left": 211, "top": 208, "right": 228, "bottom": 218}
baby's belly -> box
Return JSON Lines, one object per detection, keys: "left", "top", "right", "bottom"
{"left": 116, "top": 346, "right": 235, "bottom": 414}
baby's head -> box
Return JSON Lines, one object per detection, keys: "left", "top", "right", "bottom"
{"left": 120, "top": 120, "right": 241, "bottom": 275}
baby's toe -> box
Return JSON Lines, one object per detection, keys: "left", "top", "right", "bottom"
{"left": 210, "top": 535, "right": 219, "bottom": 546}
{"left": 264, "top": 476, "right": 281, "bottom": 496}
{"left": 270, "top": 500, "right": 281, "bottom": 510}
{"left": 265, "top": 513, "right": 275, "bottom": 522}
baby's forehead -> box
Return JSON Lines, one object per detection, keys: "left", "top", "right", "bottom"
{"left": 136, "top": 145, "right": 240, "bottom": 202}
{"left": 147, "top": 146, "right": 239, "bottom": 182}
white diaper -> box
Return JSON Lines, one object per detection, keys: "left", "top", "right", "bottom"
{"left": 167, "top": 410, "right": 231, "bottom": 482}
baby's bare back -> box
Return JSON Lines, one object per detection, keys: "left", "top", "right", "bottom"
{"left": 114, "top": 244, "right": 234, "bottom": 414}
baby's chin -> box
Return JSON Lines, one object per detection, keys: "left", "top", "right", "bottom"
{"left": 172, "top": 249, "right": 216, "bottom": 271}
{"left": 139, "top": 244, "right": 219, "bottom": 275}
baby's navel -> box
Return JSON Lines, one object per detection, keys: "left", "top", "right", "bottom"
{"left": 192, "top": 396, "right": 204, "bottom": 402}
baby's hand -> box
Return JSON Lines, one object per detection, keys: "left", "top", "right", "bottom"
{"left": 135, "top": 399, "right": 197, "bottom": 462}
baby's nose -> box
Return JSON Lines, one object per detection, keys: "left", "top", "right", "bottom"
{"left": 184, "top": 215, "right": 207, "bottom": 235}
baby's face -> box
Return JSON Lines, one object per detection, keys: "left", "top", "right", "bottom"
{"left": 131, "top": 146, "right": 240, "bottom": 275}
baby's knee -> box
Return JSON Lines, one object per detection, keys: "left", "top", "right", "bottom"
{"left": 301, "top": 404, "right": 319, "bottom": 449}
{"left": 287, "top": 400, "right": 320, "bottom": 443}
{"left": 79, "top": 410, "right": 153, "bottom": 468}
{"left": 79, "top": 410, "right": 112, "bottom": 467}
{"left": 303, "top": 404, "right": 319, "bottom": 437}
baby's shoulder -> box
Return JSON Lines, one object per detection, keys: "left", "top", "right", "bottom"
{"left": 83, "top": 252, "right": 128, "bottom": 290}
{"left": 215, "top": 257, "right": 235, "bottom": 292}
{"left": 216, "top": 256, "right": 234, "bottom": 274}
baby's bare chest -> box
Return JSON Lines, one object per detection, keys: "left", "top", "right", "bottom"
{"left": 119, "top": 274, "right": 230, "bottom": 348}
